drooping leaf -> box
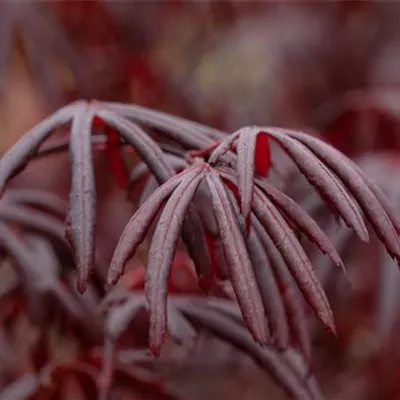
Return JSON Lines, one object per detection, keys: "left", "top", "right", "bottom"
{"left": 237, "top": 127, "right": 258, "bottom": 229}
{"left": 210, "top": 126, "right": 369, "bottom": 246}
{"left": 0, "top": 226, "right": 100, "bottom": 339}
{"left": 146, "top": 164, "right": 205, "bottom": 354}
{"left": 99, "top": 101, "right": 226, "bottom": 148}
{"left": 0, "top": 102, "right": 79, "bottom": 196}
{"left": 221, "top": 169, "right": 310, "bottom": 356}
{"left": 253, "top": 219, "right": 311, "bottom": 361}
{"left": 265, "top": 130, "right": 369, "bottom": 242}
{"left": 66, "top": 104, "right": 96, "bottom": 294}
{"left": 107, "top": 171, "right": 185, "bottom": 286}
{"left": 252, "top": 188, "right": 335, "bottom": 334}
{"left": 365, "top": 180, "right": 400, "bottom": 234}
{"left": 131, "top": 166, "right": 214, "bottom": 290}
{"left": 218, "top": 167, "right": 333, "bottom": 340}
{"left": 278, "top": 129, "right": 400, "bottom": 261}
{"left": 206, "top": 168, "right": 267, "bottom": 344}
{"left": 254, "top": 177, "right": 345, "bottom": 272}
{"left": 245, "top": 225, "right": 290, "bottom": 350}
{"left": 225, "top": 185, "right": 289, "bottom": 349}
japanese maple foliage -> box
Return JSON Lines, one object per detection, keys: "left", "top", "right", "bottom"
{"left": 0, "top": 95, "right": 400, "bottom": 400}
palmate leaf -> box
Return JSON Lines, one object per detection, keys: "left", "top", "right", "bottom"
{"left": 208, "top": 126, "right": 400, "bottom": 264}
{"left": 108, "top": 123, "right": 400, "bottom": 359}
{"left": 108, "top": 164, "right": 269, "bottom": 353}
{"left": 0, "top": 100, "right": 222, "bottom": 293}
{"left": 107, "top": 161, "right": 336, "bottom": 356}
{"left": 282, "top": 129, "right": 400, "bottom": 260}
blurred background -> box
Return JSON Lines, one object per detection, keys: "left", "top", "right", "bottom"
{"left": 3, "top": 1, "right": 400, "bottom": 174}
{"left": 2, "top": 1, "right": 400, "bottom": 399}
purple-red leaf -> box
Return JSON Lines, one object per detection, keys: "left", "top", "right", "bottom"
{"left": 66, "top": 104, "right": 96, "bottom": 294}
{"left": 254, "top": 219, "right": 311, "bottom": 361}
{"left": 225, "top": 185, "right": 289, "bottom": 349}
{"left": 246, "top": 224, "right": 290, "bottom": 349}
{"left": 237, "top": 127, "right": 258, "bottom": 230}
{"left": 0, "top": 102, "right": 79, "bottom": 196}
{"left": 266, "top": 130, "right": 369, "bottom": 242}
{"left": 107, "top": 171, "right": 185, "bottom": 286}
{"left": 99, "top": 101, "right": 225, "bottom": 148}
{"left": 206, "top": 168, "right": 267, "bottom": 344}
{"left": 252, "top": 189, "right": 335, "bottom": 335}
{"left": 285, "top": 130, "right": 400, "bottom": 261}
{"left": 146, "top": 164, "right": 205, "bottom": 355}
{"left": 255, "top": 178, "right": 345, "bottom": 272}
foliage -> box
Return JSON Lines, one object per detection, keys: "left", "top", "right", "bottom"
{"left": 2, "top": 2, "right": 400, "bottom": 400}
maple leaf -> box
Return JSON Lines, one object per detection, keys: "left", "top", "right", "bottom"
{"left": 107, "top": 162, "right": 338, "bottom": 356}
{"left": 107, "top": 124, "right": 400, "bottom": 360}
{"left": 0, "top": 100, "right": 226, "bottom": 293}
{"left": 208, "top": 126, "right": 400, "bottom": 262}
